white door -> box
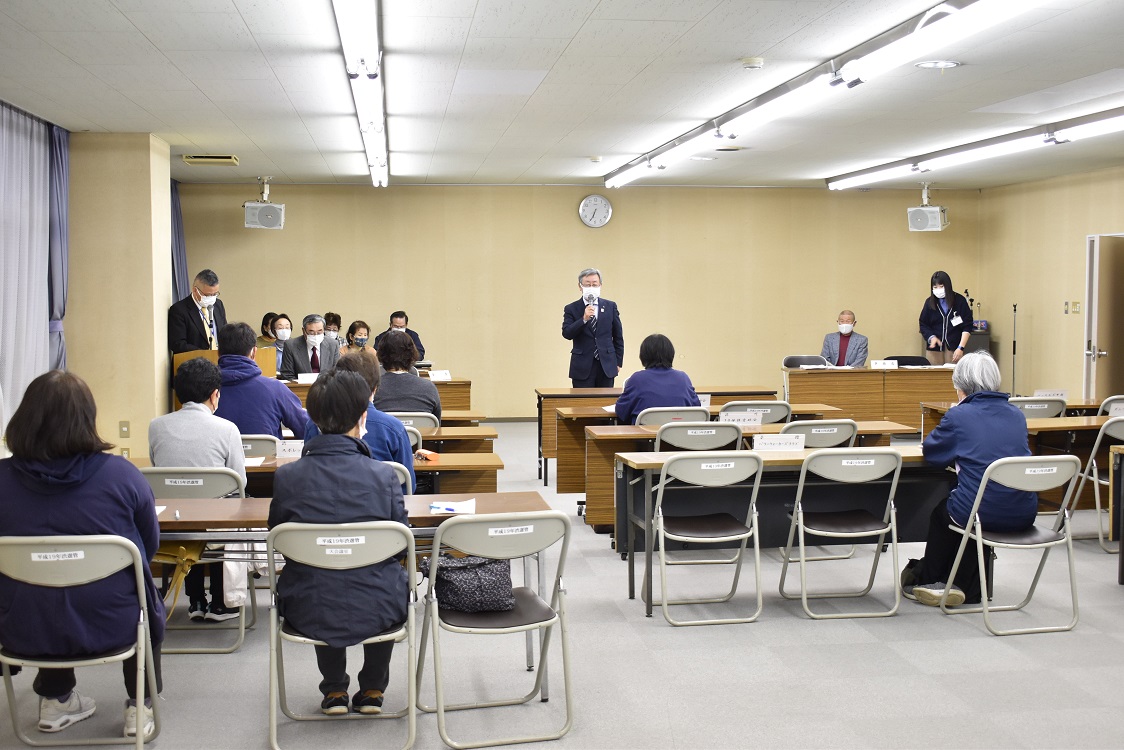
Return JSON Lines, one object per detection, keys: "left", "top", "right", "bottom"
{"left": 1084, "top": 234, "right": 1124, "bottom": 400}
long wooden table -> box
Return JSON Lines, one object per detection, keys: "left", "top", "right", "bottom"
{"left": 286, "top": 379, "right": 471, "bottom": 410}
{"left": 786, "top": 368, "right": 955, "bottom": 427}
{"left": 579, "top": 420, "right": 918, "bottom": 529}
{"left": 416, "top": 426, "right": 496, "bottom": 453}
{"left": 535, "top": 385, "right": 778, "bottom": 484}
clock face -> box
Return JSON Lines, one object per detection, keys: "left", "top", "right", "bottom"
{"left": 578, "top": 194, "right": 612, "bottom": 228}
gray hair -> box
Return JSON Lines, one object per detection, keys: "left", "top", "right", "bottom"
{"left": 578, "top": 267, "right": 602, "bottom": 285}
{"left": 302, "top": 314, "right": 325, "bottom": 330}
{"left": 838, "top": 309, "right": 856, "bottom": 320}
{"left": 194, "top": 269, "right": 219, "bottom": 286}
{"left": 952, "top": 350, "right": 1001, "bottom": 395}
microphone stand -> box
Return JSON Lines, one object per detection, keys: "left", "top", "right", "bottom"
{"left": 1011, "top": 303, "right": 1018, "bottom": 395}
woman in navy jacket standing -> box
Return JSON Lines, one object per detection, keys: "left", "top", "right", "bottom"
{"left": 919, "top": 270, "right": 973, "bottom": 365}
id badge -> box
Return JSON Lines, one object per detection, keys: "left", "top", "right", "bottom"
{"left": 950, "top": 313, "right": 963, "bottom": 326}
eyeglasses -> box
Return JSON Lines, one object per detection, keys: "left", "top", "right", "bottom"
{"left": 580, "top": 283, "right": 601, "bottom": 289}
{"left": 194, "top": 286, "right": 220, "bottom": 297}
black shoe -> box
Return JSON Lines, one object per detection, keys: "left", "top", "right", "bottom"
{"left": 188, "top": 600, "right": 207, "bottom": 621}
{"left": 900, "top": 559, "right": 920, "bottom": 601}
{"left": 204, "top": 602, "right": 240, "bottom": 622}
{"left": 353, "top": 690, "right": 384, "bottom": 715}
{"left": 321, "top": 692, "right": 349, "bottom": 716}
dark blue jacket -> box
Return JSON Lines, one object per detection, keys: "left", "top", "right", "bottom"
{"left": 373, "top": 328, "right": 425, "bottom": 360}
{"left": 215, "top": 354, "right": 307, "bottom": 438}
{"left": 0, "top": 453, "right": 166, "bottom": 656}
{"left": 304, "top": 404, "right": 417, "bottom": 492}
{"left": 268, "top": 434, "right": 409, "bottom": 648}
{"left": 922, "top": 390, "right": 1037, "bottom": 530}
{"left": 614, "top": 367, "right": 701, "bottom": 425}
{"left": 919, "top": 292, "right": 974, "bottom": 351}
{"left": 562, "top": 297, "right": 624, "bottom": 380}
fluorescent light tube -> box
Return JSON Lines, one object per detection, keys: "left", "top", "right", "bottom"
{"left": 1054, "top": 114, "right": 1124, "bottom": 142}
{"left": 827, "top": 164, "right": 917, "bottom": 190}
{"left": 605, "top": 162, "right": 654, "bottom": 188}
{"left": 725, "top": 75, "right": 837, "bottom": 134}
{"left": 916, "top": 135, "right": 1048, "bottom": 171}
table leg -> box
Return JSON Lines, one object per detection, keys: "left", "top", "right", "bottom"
{"left": 643, "top": 469, "right": 654, "bottom": 618}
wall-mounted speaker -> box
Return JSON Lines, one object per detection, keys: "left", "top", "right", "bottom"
{"left": 244, "top": 202, "right": 285, "bottom": 230}
{"left": 907, "top": 205, "right": 948, "bottom": 232}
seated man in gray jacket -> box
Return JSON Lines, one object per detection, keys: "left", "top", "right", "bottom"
{"left": 820, "top": 309, "right": 869, "bottom": 367}
{"left": 149, "top": 357, "right": 247, "bottom": 622}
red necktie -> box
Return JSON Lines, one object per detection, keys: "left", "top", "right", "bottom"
{"left": 311, "top": 345, "right": 320, "bottom": 373}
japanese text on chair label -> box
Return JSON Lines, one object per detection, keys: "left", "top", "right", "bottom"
{"left": 701, "top": 462, "right": 734, "bottom": 470}
{"left": 32, "top": 551, "right": 84, "bottom": 561}
{"left": 489, "top": 525, "right": 533, "bottom": 536}
{"left": 317, "top": 536, "right": 364, "bottom": 545}
{"left": 165, "top": 478, "right": 203, "bottom": 486}
{"left": 1025, "top": 467, "right": 1057, "bottom": 474}
{"left": 401, "top": 419, "right": 414, "bottom": 425}
{"left": 325, "top": 549, "right": 353, "bottom": 555}
{"left": 811, "top": 427, "right": 838, "bottom": 434}
{"left": 686, "top": 429, "right": 716, "bottom": 436}
{"left": 1024, "top": 404, "right": 1048, "bottom": 409}
{"left": 242, "top": 444, "right": 252, "bottom": 451}
{"left": 842, "top": 459, "right": 875, "bottom": 466}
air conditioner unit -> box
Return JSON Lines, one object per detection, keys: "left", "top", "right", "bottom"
{"left": 907, "top": 205, "right": 948, "bottom": 232}
{"left": 244, "top": 202, "right": 285, "bottom": 230}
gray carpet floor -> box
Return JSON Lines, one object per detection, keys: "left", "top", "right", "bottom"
{"left": 3, "top": 420, "right": 1123, "bottom": 749}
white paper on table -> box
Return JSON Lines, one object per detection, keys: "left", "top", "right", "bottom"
{"left": 429, "top": 369, "right": 452, "bottom": 381}
{"left": 798, "top": 364, "right": 828, "bottom": 369}
{"left": 156, "top": 506, "right": 166, "bottom": 515}
{"left": 429, "top": 498, "right": 476, "bottom": 515}
{"left": 602, "top": 404, "right": 617, "bottom": 413}
{"left": 752, "top": 434, "right": 805, "bottom": 451}
{"left": 719, "top": 411, "right": 763, "bottom": 425}
{"left": 296, "top": 372, "right": 318, "bottom": 384}
{"left": 870, "top": 359, "right": 898, "bottom": 370}
{"left": 243, "top": 457, "right": 266, "bottom": 467}
{"left": 278, "top": 440, "right": 304, "bottom": 458}
{"left": 697, "top": 393, "right": 711, "bottom": 408}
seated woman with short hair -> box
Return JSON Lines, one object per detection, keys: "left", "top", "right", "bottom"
{"left": 0, "top": 371, "right": 164, "bottom": 738}
{"left": 614, "top": 333, "right": 701, "bottom": 425}
{"left": 373, "top": 331, "right": 441, "bottom": 419}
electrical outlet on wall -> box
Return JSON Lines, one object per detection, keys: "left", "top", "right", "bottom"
{"left": 119, "top": 421, "right": 130, "bottom": 438}
{"left": 1073, "top": 301, "right": 1081, "bottom": 313}
{"left": 120, "top": 448, "right": 130, "bottom": 458}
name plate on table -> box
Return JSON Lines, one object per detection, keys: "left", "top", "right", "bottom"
{"left": 870, "top": 359, "right": 898, "bottom": 370}
{"left": 296, "top": 372, "right": 318, "bottom": 384}
{"left": 719, "top": 411, "right": 763, "bottom": 426}
{"left": 1033, "top": 389, "right": 1068, "bottom": 400}
{"left": 753, "top": 434, "right": 805, "bottom": 451}
{"left": 278, "top": 440, "right": 304, "bottom": 458}
{"left": 429, "top": 369, "right": 452, "bottom": 381}
{"left": 697, "top": 393, "right": 711, "bottom": 408}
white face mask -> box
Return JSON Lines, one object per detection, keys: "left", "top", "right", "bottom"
{"left": 581, "top": 285, "right": 601, "bottom": 303}
{"left": 274, "top": 328, "right": 291, "bottom": 342}
{"left": 198, "top": 294, "right": 217, "bottom": 307}
{"left": 838, "top": 323, "right": 854, "bottom": 335}
{"left": 307, "top": 333, "right": 325, "bottom": 346}
{"left": 392, "top": 326, "right": 406, "bottom": 333}
{"left": 325, "top": 330, "right": 338, "bottom": 340}
{"left": 932, "top": 287, "right": 946, "bottom": 299}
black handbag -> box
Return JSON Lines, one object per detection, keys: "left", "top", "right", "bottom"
{"left": 420, "top": 553, "right": 514, "bottom": 612}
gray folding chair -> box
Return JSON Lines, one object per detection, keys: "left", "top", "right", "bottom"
{"left": 241, "top": 434, "right": 281, "bottom": 458}
{"left": 416, "top": 511, "right": 573, "bottom": 749}
{"left": 940, "top": 455, "right": 1081, "bottom": 635}
{"left": 1068, "top": 416, "right": 1124, "bottom": 553}
{"left": 1096, "top": 395, "right": 1124, "bottom": 416}
{"left": 635, "top": 406, "right": 709, "bottom": 426}
{"left": 718, "top": 400, "right": 792, "bottom": 424}
{"left": 139, "top": 467, "right": 252, "bottom": 654}
{"left": 780, "top": 419, "right": 858, "bottom": 448}
{"left": 382, "top": 461, "right": 414, "bottom": 496}
{"left": 1008, "top": 396, "right": 1066, "bottom": 419}
{"left": 0, "top": 535, "right": 161, "bottom": 749}
{"left": 267, "top": 522, "right": 416, "bottom": 750}
{"left": 388, "top": 412, "right": 439, "bottom": 429}
{"left": 651, "top": 451, "right": 765, "bottom": 626}
{"left": 884, "top": 355, "right": 930, "bottom": 366}
{"left": 782, "top": 355, "right": 829, "bottom": 368}
{"left": 403, "top": 426, "right": 422, "bottom": 452}
{"left": 778, "top": 448, "right": 903, "bottom": 619}
{"left": 654, "top": 421, "right": 742, "bottom": 452}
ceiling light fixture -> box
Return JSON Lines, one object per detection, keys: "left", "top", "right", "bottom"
{"left": 606, "top": 159, "right": 654, "bottom": 189}
{"left": 332, "top": 0, "right": 388, "bottom": 187}
{"left": 1053, "top": 113, "right": 1124, "bottom": 142}
{"left": 828, "top": 164, "right": 919, "bottom": 191}
{"left": 915, "top": 60, "right": 961, "bottom": 69}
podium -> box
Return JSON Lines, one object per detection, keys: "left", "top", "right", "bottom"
{"left": 171, "top": 348, "right": 276, "bottom": 409}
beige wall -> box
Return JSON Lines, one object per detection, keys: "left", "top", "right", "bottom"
{"left": 69, "top": 134, "right": 171, "bottom": 453}
{"left": 181, "top": 183, "right": 982, "bottom": 417}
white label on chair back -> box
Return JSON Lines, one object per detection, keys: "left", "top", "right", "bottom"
{"left": 32, "top": 551, "right": 84, "bottom": 562}
{"left": 490, "top": 525, "right": 533, "bottom": 536}
{"left": 811, "top": 427, "right": 838, "bottom": 434}
{"left": 753, "top": 434, "right": 805, "bottom": 451}
{"left": 317, "top": 536, "right": 364, "bottom": 545}
{"left": 165, "top": 478, "right": 203, "bottom": 486}
{"left": 325, "top": 548, "right": 353, "bottom": 555}
{"left": 1111, "top": 403, "right": 1124, "bottom": 416}
{"left": 697, "top": 394, "right": 711, "bottom": 408}
{"left": 686, "top": 429, "right": 717, "bottom": 436}
{"left": 701, "top": 461, "right": 734, "bottom": 470}
{"left": 842, "top": 459, "right": 875, "bottom": 466}
{"left": 1033, "top": 389, "right": 1068, "bottom": 399}
{"left": 242, "top": 444, "right": 253, "bottom": 451}
{"left": 1023, "top": 403, "right": 1049, "bottom": 409}
{"left": 719, "top": 412, "right": 762, "bottom": 425}
{"left": 429, "top": 370, "right": 452, "bottom": 381}
{"left": 870, "top": 359, "right": 898, "bottom": 369}
{"left": 400, "top": 419, "right": 414, "bottom": 426}
{"left": 1025, "top": 467, "right": 1057, "bottom": 475}
{"left": 278, "top": 440, "right": 304, "bottom": 458}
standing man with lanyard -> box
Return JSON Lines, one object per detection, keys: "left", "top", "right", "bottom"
{"left": 562, "top": 267, "right": 624, "bottom": 388}
{"left": 168, "top": 269, "right": 227, "bottom": 353}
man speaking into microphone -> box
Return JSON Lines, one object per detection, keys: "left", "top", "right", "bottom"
{"left": 168, "top": 269, "right": 228, "bottom": 353}
{"left": 562, "top": 267, "right": 624, "bottom": 388}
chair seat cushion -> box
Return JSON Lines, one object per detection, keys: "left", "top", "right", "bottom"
{"left": 979, "top": 525, "right": 1065, "bottom": 546}
{"left": 281, "top": 618, "right": 404, "bottom": 644}
{"left": 802, "top": 509, "right": 887, "bottom": 535}
{"left": 1, "top": 642, "right": 136, "bottom": 664}
{"left": 440, "top": 586, "right": 554, "bottom": 630}
{"left": 662, "top": 513, "right": 749, "bottom": 540}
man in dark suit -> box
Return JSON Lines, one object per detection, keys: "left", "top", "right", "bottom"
{"left": 168, "top": 269, "right": 227, "bottom": 353}
{"left": 373, "top": 310, "right": 425, "bottom": 360}
{"left": 280, "top": 313, "right": 340, "bottom": 380}
{"left": 562, "top": 268, "right": 624, "bottom": 387}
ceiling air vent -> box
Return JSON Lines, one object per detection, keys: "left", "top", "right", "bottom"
{"left": 182, "top": 154, "right": 239, "bottom": 166}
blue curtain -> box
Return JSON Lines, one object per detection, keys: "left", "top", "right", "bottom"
{"left": 47, "top": 125, "right": 68, "bottom": 370}
{"left": 170, "top": 179, "right": 188, "bottom": 301}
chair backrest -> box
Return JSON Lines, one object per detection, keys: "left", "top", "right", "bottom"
{"left": 1008, "top": 396, "right": 1066, "bottom": 418}
{"left": 382, "top": 461, "right": 414, "bottom": 495}
{"left": 1097, "top": 395, "right": 1124, "bottom": 416}
{"left": 884, "top": 355, "right": 930, "bottom": 366}
{"left": 655, "top": 421, "right": 742, "bottom": 451}
{"left": 0, "top": 535, "right": 145, "bottom": 603}
{"left": 800, "top": 448, "right": 903, "bottom": 485}
{"left": 635, "top": 406, "right": 710, "bottom": 426}
{"left": 403, "top": 426, "right": 422, "bottom": 451}
{"left": 431, "top": 511, "right": 570, "bottom": 564}
{"left": 782, "top": 355, "right": 828, "bottom": 368}
{"left": 718, "top": 400, "right": 791, "bottom": 423}
{"left": 780, "top": 419, "right": 858, "bottom": 448}
{"left": 388, "top": 412, "right": 440, "bottom": 429}
{"left": 660, "top": 450, "right": 763, "bottom": 488}
{"left": 140, "top": 466, "right": 245, "bottom": 499}
{"left": 972, "top": 455, "right": 1082, "bottom": 520}
{"left": 267, "top": 522, "right": 414, "bottom": 591}
{"left": 241, "top": 433, "right": 280, "bottom": 458}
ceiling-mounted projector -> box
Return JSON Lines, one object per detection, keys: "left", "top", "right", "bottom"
{"left": 908, "top": 183, "right": 948, "bottom": 232}
{"left": 244, "top": 201, "right": 285, "bottom": 229}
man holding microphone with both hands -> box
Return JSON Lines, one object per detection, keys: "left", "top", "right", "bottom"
{"left": 562, "top": 267, "right": 624, "bottom": 388}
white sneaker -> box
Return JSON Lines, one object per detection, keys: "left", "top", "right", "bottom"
{"left": 124, "top": 701, "right": 155, "bottom": 739}
{"left": 38, "top": 690, "right": 96, "bottom": 732}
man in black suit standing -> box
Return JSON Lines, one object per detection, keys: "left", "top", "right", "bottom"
{"left": 562, "top": 267, "right": 624, "bottom": 387}
{"left": 280, "top": 313, "right": 341, "bottom": 380}
{"left": 168, "top": 269, "right": 227, "bottom": 353}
